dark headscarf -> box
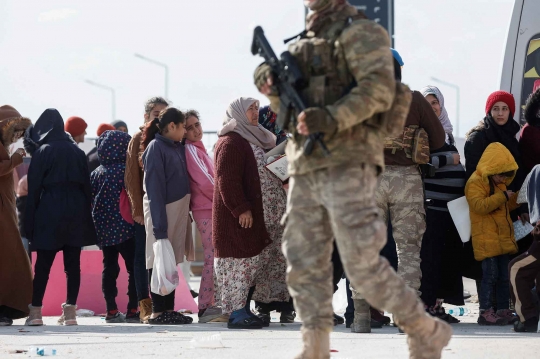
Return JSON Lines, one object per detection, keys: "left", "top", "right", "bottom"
{"left": 23, "top": 109, "right": 71, "bottom": 155}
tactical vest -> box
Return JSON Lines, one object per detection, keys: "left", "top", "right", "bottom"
{"left": 384, "top": 125, "right": 430, "bottom": 164}
{"left": 286, "top": 16, "right": 412, "bottom": 137}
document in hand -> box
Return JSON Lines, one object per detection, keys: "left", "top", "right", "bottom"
{"left": 447, "top": 196, "right": 471, "bottom": 243}
{"left": 265, "top": 155, "right": 289, "bottom": 182}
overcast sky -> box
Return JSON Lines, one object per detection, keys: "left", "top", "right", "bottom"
{"left": 0, "top": 0, "right": 515, "bottom": 140}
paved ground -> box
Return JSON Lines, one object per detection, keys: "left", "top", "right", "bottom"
{"left": 1, "top": 279, "right": 538, "bottom": 358}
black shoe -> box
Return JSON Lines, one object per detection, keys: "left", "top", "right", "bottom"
{"left": 346, "top": 319, "right": 352, "bottom": 329}
{"left": 0, "top": 316, "right": 13, "bottom": 326}
{"left": 333, "top": 313, "right": 345, "bottom": 326}
{"left": 513, "top": 317, "right": 538, "bottom": 332}
{"left": 228, "top": 308, "right": 263, "bottom": 329}
{"left": 256, "top": 312, "right": 271, "bottom": 327}
{"left": 280, "top": 311, "right": 296, "bottom": 323}
{"left": 190, "top": 290, "right": 199, "bottom": 298}
{"left": 148, "top": 311, "right": 191, "bottom": 325}
{"left": 371, "top": 319, "right": 383, "bottom": 329}
{"left": 125, "top": 309, "right": 141, "bottom": 323}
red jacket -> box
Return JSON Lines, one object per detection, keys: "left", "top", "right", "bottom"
{"left": 212, "top": 132, "right": 270, "bottom": 258}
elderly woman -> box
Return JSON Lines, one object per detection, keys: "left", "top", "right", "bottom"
{"left": 419, "top": 86, "right": 466, "bottom": 323}
{"left": 0, "top": 105, "right": 33, "bottom": 326}
{"left": 213, "top": 97, "right": 290, "bottom": 329}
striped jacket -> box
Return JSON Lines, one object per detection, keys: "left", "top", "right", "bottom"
{"left": 425, "top": 142, "right": 466, "bottom": 212}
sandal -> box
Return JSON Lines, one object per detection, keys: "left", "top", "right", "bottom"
{"left": 228, "top": 308, "right": 263, "bottom": 329}
{"left": 148, "top": 311, "right": 191, "bottom": 325}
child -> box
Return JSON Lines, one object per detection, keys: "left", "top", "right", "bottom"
{"left": 465, "top": 142, "right": 520, "bottom": 326}
{"left": 509, "top": 164, "right": 540, "bottom": 332}
{"left": 184, "top": 110, "right": 224, "bottom": 323}
{"left": 91, "top": 130, "right": 138, "bottom": 323}
{"left": 141, "top": 107, "right": 194, "bottom": 325}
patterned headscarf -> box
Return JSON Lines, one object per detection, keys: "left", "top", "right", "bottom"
{"left": 421, "top": 86, "right": 454, "bottom": 144}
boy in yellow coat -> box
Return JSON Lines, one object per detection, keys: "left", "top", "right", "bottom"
{"left": 466, "top": 142, "right": 520, "bottom": 326}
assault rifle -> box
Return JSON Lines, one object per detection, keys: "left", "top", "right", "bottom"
{"left": 251, "top": 26, "right": 330, "bottom": 157}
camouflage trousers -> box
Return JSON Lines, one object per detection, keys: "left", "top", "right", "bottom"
{"left": 283, "top": 163, "right": 425, "bottom": 330}
{"left": 375, "top": 165, "right": 426, "bottom": 293}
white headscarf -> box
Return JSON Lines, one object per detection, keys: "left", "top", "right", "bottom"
{"left": 421, "top": 86, "right": 454, "bottom": 144}
{"left": 218, "top": 97, "right": 276, "bottom": 150}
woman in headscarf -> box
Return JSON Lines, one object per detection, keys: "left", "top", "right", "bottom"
{"left": 0, "top": 105, "right": 33, "bottom": 326}
{"left": 213, "top": 97, "right": 290, "bottom": 329}
{"left": 419, "top": 86, "right": 467, "bottom": 323}
{"left": 23, "top": 109, "right": 97, "bottom": 326}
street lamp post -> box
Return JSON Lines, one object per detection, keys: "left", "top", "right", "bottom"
{"left": 134, "top": 53, "right": 169, "bottom": 98}
{"left": 85, "top": 80, "right": 116, "bottom": 120}
{"left": 430, "top": 77, "right": 460, "bottom": 138}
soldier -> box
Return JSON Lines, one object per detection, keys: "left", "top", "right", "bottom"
{"left": 254, "top": 1, "right": 452, "bottom": 358}
{"left": 351, "top": 50, "right": 446, "bottom": 333}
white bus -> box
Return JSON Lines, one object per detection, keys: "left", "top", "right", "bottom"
{"left": 501, "top": 0, "right": 540, "bottom": 125}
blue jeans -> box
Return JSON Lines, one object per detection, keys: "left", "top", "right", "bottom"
{"left": 480, "top": 255, "right": 510, "bottom": 311}
{"left": 134, "top": 223, "right": 150, "bottom": 301}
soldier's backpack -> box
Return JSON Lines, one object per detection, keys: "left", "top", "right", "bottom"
{"left": 384, "top": 125, "right": 430, "bottom": 164}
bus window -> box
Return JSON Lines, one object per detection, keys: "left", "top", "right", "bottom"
{"left": 521, "top": 35, "right": 540, "bottom": 125}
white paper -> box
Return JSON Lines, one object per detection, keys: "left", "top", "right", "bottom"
{"left": 513, "top": 220, "right": 534, "bottom": 241}
{"left": 517, "top": 171, "right": 532, "bottom": 204}
{"left": 447, "top": 196, "right": 471, "bottom": 243}
{"left": 265, "top": 156, "right": 289, "bottom": 181}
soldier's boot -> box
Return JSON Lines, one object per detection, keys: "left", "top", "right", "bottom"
{"left": 294, "top": 327, "right": 331, "bottom": 359}
{"left": 399, "top": 312, "right": 452, "bottom": 359}
{"left": 351, "top": 299, "right": 371, "bottom": 333}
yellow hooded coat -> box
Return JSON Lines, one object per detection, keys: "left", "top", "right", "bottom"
{"left": 465, "top": 142, "right": 520, "bottom": 261}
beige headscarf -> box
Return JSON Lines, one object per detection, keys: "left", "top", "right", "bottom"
{"left": 218, "top": 97, "right": 276, "bottom": 150}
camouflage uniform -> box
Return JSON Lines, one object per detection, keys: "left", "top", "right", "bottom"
{"left": 376, "top": 165, "right": 426, "bottom": 292}
{"left": 255, "top": 3, "right": 451, "bottom": 358}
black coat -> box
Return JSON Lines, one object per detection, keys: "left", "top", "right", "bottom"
{"left": 87, "top": 146, "right": 100, "bottom": 173}
{"left": 24, "top": 109, "right": 96, "bottom": 250}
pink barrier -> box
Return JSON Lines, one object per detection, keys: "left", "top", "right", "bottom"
{"left": 32, "top": 250, "right": 198, "bottom": 316}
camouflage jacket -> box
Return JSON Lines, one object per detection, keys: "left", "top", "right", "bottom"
{"left": 259, "top": 13, "right": 395, "bottom": 176}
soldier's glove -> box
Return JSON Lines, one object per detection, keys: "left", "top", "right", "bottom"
{"left": 302, "top": 107, "right": 337, "bottom": 139}
{"left": 254, "top": 63, "right": 278, "bottom": 96}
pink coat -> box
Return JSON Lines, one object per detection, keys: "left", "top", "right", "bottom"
{"left": 185, "top": 140, "right": 214, "bottom": 221}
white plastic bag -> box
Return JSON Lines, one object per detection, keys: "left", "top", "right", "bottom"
{"left": 151, "top": 239, "right": 179, "bottom": 295}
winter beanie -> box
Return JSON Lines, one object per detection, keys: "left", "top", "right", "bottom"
{"left": 65, "top": 116, "right": 88, "bottom": 137}
{"left": 97, "top": 123, "right": 115, "bottom": 136}
{"left": 485, "top": 91, "right": 515, "bottom": 115}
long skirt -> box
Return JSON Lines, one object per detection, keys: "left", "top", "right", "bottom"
{"left": 214, "top": 224, "right": 289, "bottom": 314}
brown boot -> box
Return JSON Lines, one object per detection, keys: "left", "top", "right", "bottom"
{"left": 58, "top": 303, "right": 78, "bottom": 326}
{"left": 294, "top": 327, "right": 331, "bottom": 359}
{"left": 25, "top": 305, "right": 43, "bottom": 326}
{"left": 399, "top": 313, "right": 452, "bottom": 359}
{"left": 139, "top": 298, "right": 152, "bottom": 324}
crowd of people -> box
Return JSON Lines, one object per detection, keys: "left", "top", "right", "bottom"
{"left": 1, "top": 2, "right": 540, "bottom": 358}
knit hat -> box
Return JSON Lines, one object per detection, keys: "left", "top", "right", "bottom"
{"left": 111, "top": 120, "right": 128, "bottom": 131}
{"left": 97, "top": 123, "right": 115, "bottom": 136}
{"left": 485, "top": 91, "right": 515, "bottom": 115}
{"left": 65, "top": 116, "right": 88, "bottom": 137}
